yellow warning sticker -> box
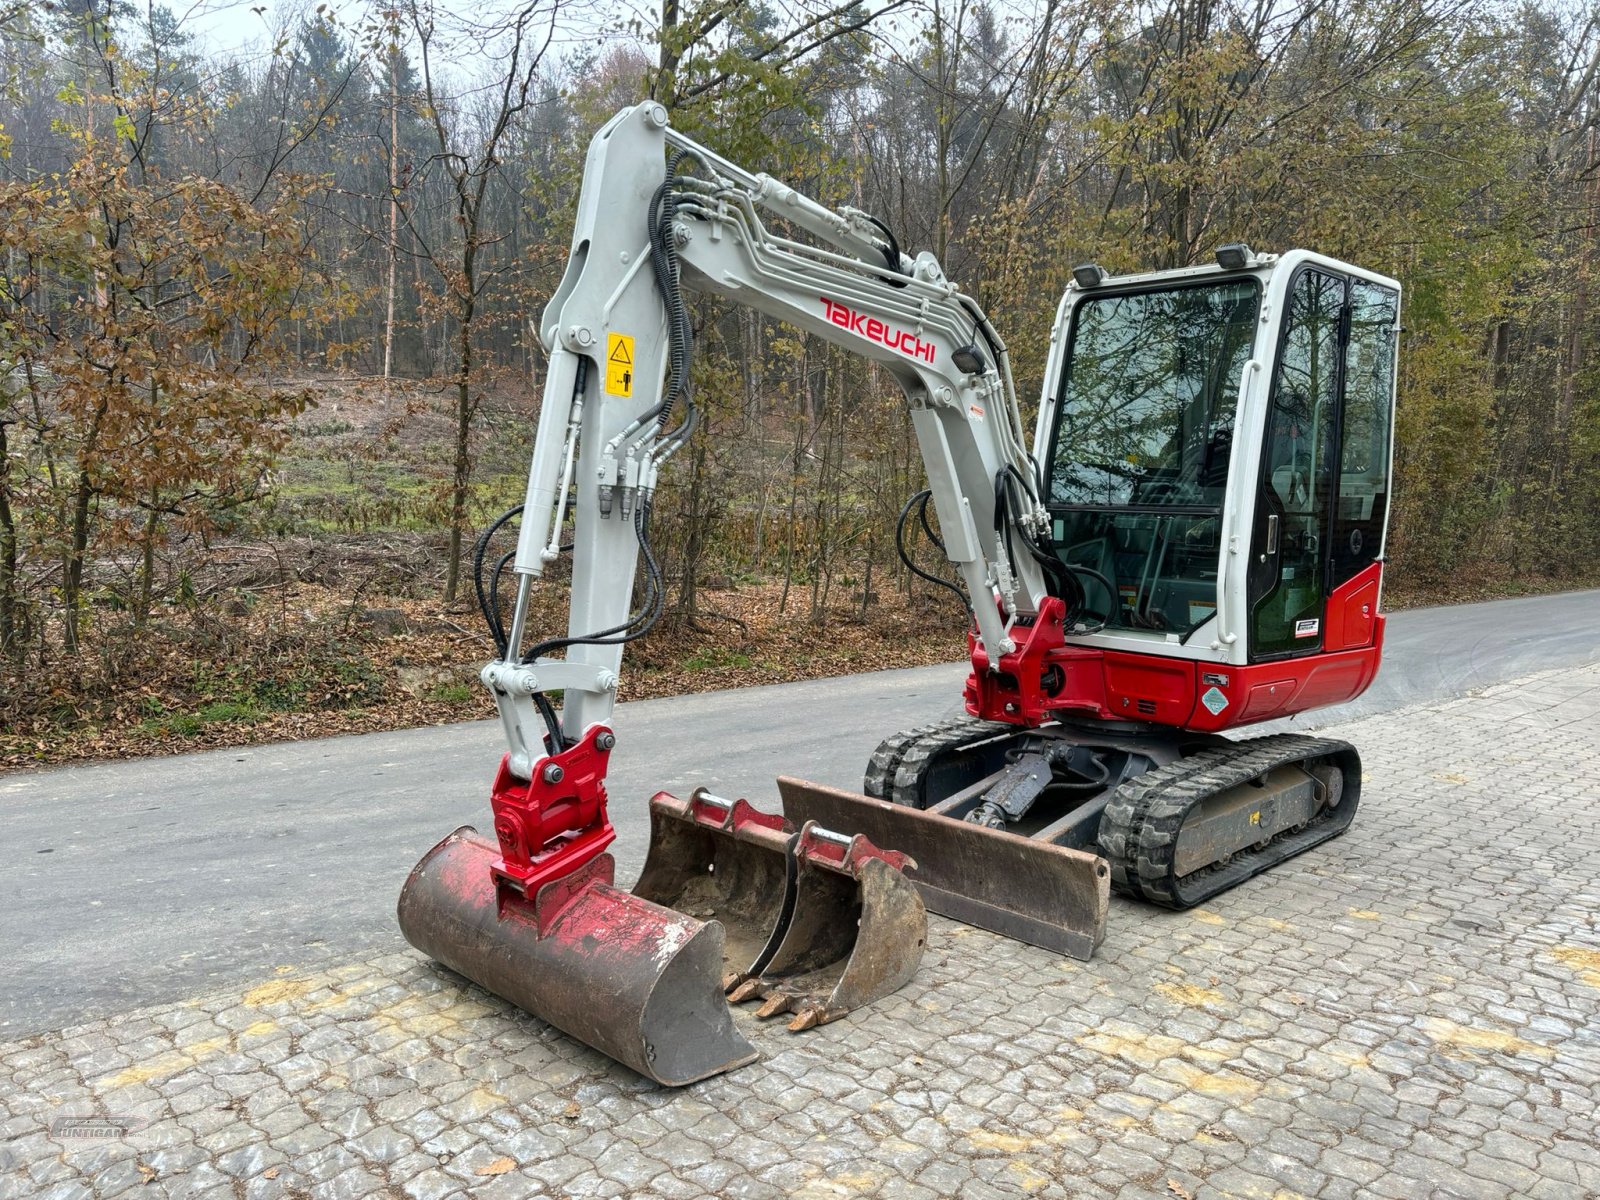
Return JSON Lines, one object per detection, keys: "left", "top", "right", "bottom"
{"left": 605, "top": 332, "right": 634, "bottom": 397}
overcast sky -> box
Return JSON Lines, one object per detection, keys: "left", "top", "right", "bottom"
{"left": 175, "top": 0, "right": 659, "bottom": 61}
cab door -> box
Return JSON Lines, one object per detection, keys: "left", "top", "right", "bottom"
{"left": 1249, "top": 269, "right": 1343, "bottom": 658}
{"left": 1247, "top": 268, "right": 1399, "bottom": 660}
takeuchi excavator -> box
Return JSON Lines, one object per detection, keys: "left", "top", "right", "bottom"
{"left": 398, "top": 103, "right": 1401, "bottom": 1085}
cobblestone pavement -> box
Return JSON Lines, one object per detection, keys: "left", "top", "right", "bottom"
{"left": 4, "top": 666, "right": 1599, "bottom": 1200}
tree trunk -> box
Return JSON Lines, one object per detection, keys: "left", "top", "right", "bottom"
{"left": 676, "top": 437, "right": 707, "bottom": 623}
{"left": 0, "top": 416, "right": 18, "bottom": 662}
{"left": 134, "top": 487, "right": 160, "bottom": 629}
{"left": 63, "top": 466, "right": 93, "bottom": 656}
{"left": 384, "top": 49, "right": 400, "bottom": 384}
{"left": 443, "top": 278, "right": 477, "bottom": 604}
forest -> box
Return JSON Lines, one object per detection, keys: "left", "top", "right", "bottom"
{"left": 2, "top": 0, "right": 1598, "bottom": 764}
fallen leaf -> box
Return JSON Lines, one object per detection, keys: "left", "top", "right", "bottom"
{"left": 137, "top": 1164, "right": 156, "bottom": 1183}
{"left": 475, "top": 1157, "right": 516, "bottom": 1177}
{"left": 263, "top": 1167, "right": 280, "bottom": 1179}
{"left": 562, "top": 1101, "right": 581, "bottom": 1120}
{"left": 1167, "top": 1180, "right": 1193, "bottom": 1200}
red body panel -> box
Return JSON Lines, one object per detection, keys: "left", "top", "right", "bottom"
{"left": 1322, "top": 561, "right": 1383, "bottom": 652}
{"left": 1178, "top": 624, "right": 1384, "bottom": 731}
{"left": 966, "top": 567, "right": 1386, "bottom": 734}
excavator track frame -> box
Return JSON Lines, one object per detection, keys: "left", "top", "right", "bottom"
{"left": 1098, "top": 734, "right": 1361, "bottom": 908}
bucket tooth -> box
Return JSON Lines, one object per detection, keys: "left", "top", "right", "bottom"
{"left": 398, "top": 826, "right": 757, "bottom": 1087}
{"left": 778, "top": 776, "right": 1110, "bottom": 960}
{"left": 633, "top": 790, "right": 798, "bottom": 986}
{"left": 731, "top": 822, "right": 926, "bottom": 1029}
{"left": 755, "top": 993, "right": 791, "bottom": 1020}
{"left": 727, "top": 977, "right": 764, "bottom": 1004}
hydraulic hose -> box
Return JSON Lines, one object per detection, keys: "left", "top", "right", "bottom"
{"left": 896, "top": 489, "right": 969, "bottom": 614}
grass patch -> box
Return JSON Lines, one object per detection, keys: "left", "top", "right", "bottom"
{"left": 685, "top": 647, "right": 754, "bottom": 671}
{"left": 136, "top": 699, "right": 264, "bottom": 737}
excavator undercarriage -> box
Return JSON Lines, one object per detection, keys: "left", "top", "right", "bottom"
{"left": 852, "top": 719, "right": 1354, "bottom": 904}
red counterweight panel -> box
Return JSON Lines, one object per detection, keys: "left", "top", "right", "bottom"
{"left": 1180, "top": 622, "right": 1385, "bottom": 732}
{"left": 1322, "top": 561, "right": 1383, "bottom": 652}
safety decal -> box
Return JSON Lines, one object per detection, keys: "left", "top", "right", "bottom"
{"left": 1201, "top": 686, "right": 1229, "bottom": 715}
{"left": 1294, "top": 618, "right": 1320, "bottom": 638}
{"left": 605, "top": 332, "right": 634, "bottom": 397}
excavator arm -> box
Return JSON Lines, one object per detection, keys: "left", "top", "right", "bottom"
{"left": 488, "top": 102, "right": 1054, "bottom": 805}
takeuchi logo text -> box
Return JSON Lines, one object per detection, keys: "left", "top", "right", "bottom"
{"left": 821, "top": 298, "right": 936, "bottom": 364}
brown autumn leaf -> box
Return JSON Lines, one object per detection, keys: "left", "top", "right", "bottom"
{"left": 562, "top": 1101, "right": 581, "bottom": 1120}
{"left": 263, "top": 1167, "right": 280, "bottom": 1180}
{"left": 475, "top": 1157, "right": 516, "bottom": 1177}
{"left": 1166, "top": 1181, "right": 1193, "bottom": 1200}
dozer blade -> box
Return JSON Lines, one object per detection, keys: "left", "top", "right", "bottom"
{"left": 632, "top": 790, "right": 797, "bottom": 986}
{"left": 778, "top": 776, "right": 1109, "bottom": 961}
{"left": 398, "top": 826, "right": 758, "bottom": 1087}
{"left": 728, "top": 823, "right": 927, "bottom": 1031}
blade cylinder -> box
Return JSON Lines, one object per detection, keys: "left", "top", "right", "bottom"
{"left": 398, "top": 826, "right": 758, "bottom": 1087}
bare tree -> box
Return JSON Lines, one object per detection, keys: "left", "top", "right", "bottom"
{"left": 400, "top": 0, "right": 561, "bottom": 603}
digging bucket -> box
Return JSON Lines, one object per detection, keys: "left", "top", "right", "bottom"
{"left": 777, "top": 776, "right": 1109, "bottom": 961}
{"left": 728, "top": 822, "right": 927, "bottom": 1031}
{"left": 398, "top": 826, "right": 758, "bottom": 1087}
{"left": 632, "top": 790, "right": 798, "bottom": 987}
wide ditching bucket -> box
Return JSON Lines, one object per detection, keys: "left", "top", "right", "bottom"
{"left": 398, "top": 826, "right": 757, "bottom": 1087}
{"left": 778, "top": 776, "right": 1109, "bottom": 961}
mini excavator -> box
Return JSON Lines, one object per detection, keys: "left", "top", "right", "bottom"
{"left": 399, "top": 103, "right": 1401, "bottom": 1085}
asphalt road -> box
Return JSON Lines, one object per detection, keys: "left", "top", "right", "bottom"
{"left": 4, "top": 588, "right": 1598, "bottom": 1038}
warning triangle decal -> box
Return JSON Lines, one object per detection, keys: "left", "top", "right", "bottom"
{"left": 609, "top": 339, "right": 632, "bottom": 364}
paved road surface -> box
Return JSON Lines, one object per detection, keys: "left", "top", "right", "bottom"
{"left": 4, "top": 588, "right": 1597, "bottom": 1038}
{"left": 6, "top": 664, "right": 1599, "bottom": 1200}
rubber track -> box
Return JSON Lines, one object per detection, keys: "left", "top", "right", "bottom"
{"left": 863, "top": 718, "right": 975, "bottom": 799}
{"left": 863, "top": 716, "right": 1013, "bottom": 806}
{"left": 1100, "top": 734, "right": 1360, "bottom": 909}
{"left": 887, "top": 718, "right": 1016, "bottom": 808}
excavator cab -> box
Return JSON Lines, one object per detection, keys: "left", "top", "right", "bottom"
{"left": 1041, "top": 251, "right": 1400, "bottom": 661}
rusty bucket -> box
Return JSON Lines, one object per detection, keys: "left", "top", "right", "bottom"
{"left": 632, "top": 790, "right": 797, "bottom": 986}
{"left": 397, "top": 826, "right": 758, "bottom": 1087}
{"left": 728, "top": 823, "right": 927, "bottom": 1031}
